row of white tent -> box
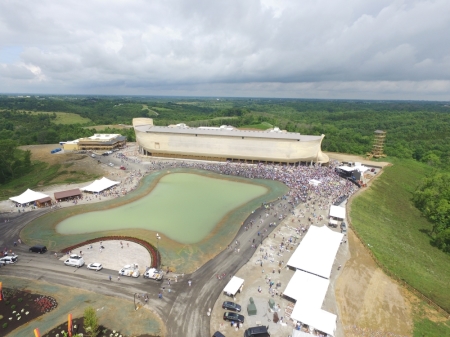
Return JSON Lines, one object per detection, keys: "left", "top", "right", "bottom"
{"left": 9, "top": 177, "right": 120, "bottom": 204}
{"left": 284, "top": 225, "right": 344, "bottom": 337}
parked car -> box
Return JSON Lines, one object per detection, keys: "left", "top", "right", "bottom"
{"left": 91, "top": 154, "right": 96, "bottom": 158}
{"left": 64, "top": 254, "right": 85, "bottom": 267}
{"left": 143, "top": 268, "right": 163, "bottom": 280}
{"left": 212, "top": 331, "right": 226, "bottom": 337}
{"left": 222, "top": 301, "right": 241, "bottom": 312}
{"left": 119, "top": 265, "right": 140, "bottom": 278}
{"left": 244, "top": 326, "right": 270, "bottom": 337}
{"left": 120, "top": 166, "right": 126, "bottom": 170}
{"left": 87, "top": 262, "right": 103, "bottom": 271}
{"left": 340, "top": 221, "right": 347, "bottom": 234}
{"left": 0, "top": 256, "right": 18, "bottom": 265}
{"left": 108, "top": 163, "right": 114, "bottom": 167}
{"left": 223, "top": 312, "right": 245, "bottom": 323}
{"left": 29, "top": 245, "right": 47, "bottom": 254}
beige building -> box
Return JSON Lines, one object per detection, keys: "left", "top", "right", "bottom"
{"left": 133, "top": 118, "right": 329, "bottom": 164}
{"left": 63, "top": 134, "right": 127, "bottom": 151}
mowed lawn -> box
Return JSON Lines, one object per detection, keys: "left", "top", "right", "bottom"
{"left": 350, "top": 158, "right": 450, "bottom": 312}
{"left": 30, "top": 111, "right": 91, "bottom": 124}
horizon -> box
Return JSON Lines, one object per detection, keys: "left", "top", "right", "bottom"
{"left": 1, "top": 1, "right": 450, "bottom": 101}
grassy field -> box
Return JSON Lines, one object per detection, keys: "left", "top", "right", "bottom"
{"left": 239, "top": 122, "right": 273, "bottom": 130}
{"left": 0, "top": 161, "right": 99, "bottom": 199}
{"left": 350, "top": 158, "right": 450, "bottom": 313}
{"left": 28, "top": 111, "right": 92, "bottom": 124}
{"left": 83, "top": 124, "right": 132, "bottom": 131}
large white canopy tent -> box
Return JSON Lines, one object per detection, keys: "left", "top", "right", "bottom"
{"left": 223, "top": 276, "right": 244, "bottom": 296}
{"left": 329, "top": 205, "right": 345, "bottom": 220}
{"left": 81, "top": 177, "right": 120, "bottom": 193}
{"left": 291, "top": 305, "right": 337, "bottom": 337}
{"left": 9, "top": 189, "right": 50, "bottom": 205}
{"left": 287, "top": 225, "right": 344, "bottom": 279}
{"left": 283, "top": 270, "right": 330, "bottom": 304}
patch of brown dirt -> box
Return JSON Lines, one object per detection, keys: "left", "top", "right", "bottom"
{"left": 20, "top": 144, "right": 106, "bottom": 178}
{"left": 335, "top": 229, "right": 413, "bottom": 337}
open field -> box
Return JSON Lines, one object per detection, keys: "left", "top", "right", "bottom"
{"left": 28, "top": 111, "right": 92, "bottom": 124}
{"left": 239, "top": 122, "right": 273, "bottom": 130}
{"left": 0, "top": 144, "right": 103, "bottom": 199}
{"left": 348, "top": 158, "right": 450, "bottom": 314}
{"left": 83, "top": 124, "right": 133, "bottom": 131}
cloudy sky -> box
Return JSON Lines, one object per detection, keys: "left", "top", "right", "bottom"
{"left": 1, "top": 0, "right": 449, "bottom": 100}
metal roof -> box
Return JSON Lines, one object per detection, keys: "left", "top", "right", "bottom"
{"left": 135, "top": 125, "right": 323, "bottom": 141}
{"left": 54, "top": 188, "right": 82, "bottom": 200}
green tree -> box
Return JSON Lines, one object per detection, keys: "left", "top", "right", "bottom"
{"left": 413, "top": 173, "right": 450, "bottom": 241}
{"left": 83, "top": 306, "right": 99, "bottom": 337}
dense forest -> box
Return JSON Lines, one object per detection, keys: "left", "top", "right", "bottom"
{"left": 1, "top": 95, "right": 449, "bottom": 253}
{"left": 1, "top": 95, "right": 448, "bottom": 167}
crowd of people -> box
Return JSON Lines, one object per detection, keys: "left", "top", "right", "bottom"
{"left": 141, "top": 159, "right": 358, "bottom": 207}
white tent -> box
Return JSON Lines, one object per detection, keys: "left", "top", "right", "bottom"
{"left": 329, "top": 205, "right": 345, "bottom": 220}
{"left": 287, "top": 226, "right": 344, "bottom": 279}
{"left": 283, "top": 270, "right": 330, "bottom": 305}
{"left": 223, "top": 276, "right": 244, "bottom": 296}
{"left": 81, "top": 177, "right": 120, "bottom": 193}
{"left": 291, "top": 306, "right": 337, "bottom": 337}
{"left": 9, "top": 189, "right": 50, "bottom": 205}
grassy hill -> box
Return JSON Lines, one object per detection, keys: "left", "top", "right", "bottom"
{"left": 350, "top": 158, "right": 450, "bottom": 313}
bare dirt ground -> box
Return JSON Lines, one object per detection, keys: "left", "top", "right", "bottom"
{"left": 21, "top": 144, "right": 106, "bottom": 178}
{"left": 335, "top": 229, "right": 412, "bottom": 337}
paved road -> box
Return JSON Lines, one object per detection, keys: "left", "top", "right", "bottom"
{"left": 0, "top": 199, "right": 284, "bottom": 336}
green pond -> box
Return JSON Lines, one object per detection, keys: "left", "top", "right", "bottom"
{"left": 56, "top": 172, "right": 267, "bottom": 244}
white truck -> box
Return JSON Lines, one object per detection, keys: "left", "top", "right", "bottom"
{"left": 143, "top": 268, "right": 163, "bottom": 281}
{"left": 119, "top": 264, "right": 140, "bottom": 278}
{"left": 64, "top": 254, "right": 85, "bottom": 267}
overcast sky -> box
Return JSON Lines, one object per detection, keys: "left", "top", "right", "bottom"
{"left": 1, "top": 0, "right": 449, "bottom": 100}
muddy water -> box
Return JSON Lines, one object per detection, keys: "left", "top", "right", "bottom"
{"left": 56, "top": 172, "right": 267, "bottom": 244}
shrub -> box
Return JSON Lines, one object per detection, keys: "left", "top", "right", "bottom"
{"left": 84, "top": 306, "right": 99, "bottom": 337}
{"left": 5, "top": 301, "right": 9, "bottom": 305}
{"left": 2, "top": 323, "right": 7, "bottom": 329}
{"left": 10, "top": 305, "right": 15, "bottom": 310}
{"left": 18, "top": 298, "right": 23, "bottom": 302}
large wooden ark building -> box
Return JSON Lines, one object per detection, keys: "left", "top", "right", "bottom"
{"left": 133, "top": 118, "right": 329, "bottom": 164}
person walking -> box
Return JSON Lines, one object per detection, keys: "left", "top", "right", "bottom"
{"left": 109, "top": 275, "right": 112, "bottom": 281}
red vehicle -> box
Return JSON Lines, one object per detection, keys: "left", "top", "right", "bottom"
{"left": 120, "top": 166, "right": 126, "bottom": 170}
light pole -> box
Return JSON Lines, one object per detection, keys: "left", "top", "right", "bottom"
{"left": 156, "top": 233, "right": 161, "bottom": 268}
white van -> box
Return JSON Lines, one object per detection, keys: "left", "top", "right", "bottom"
{"left": 0, "top": 256, "right": 18, "bottom": 265}
{"left": 64, "top": 254, "right": 85, "bottom": 267}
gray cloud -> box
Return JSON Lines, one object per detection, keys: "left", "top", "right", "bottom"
{"left": 0, "top": 0, "right": 449, "bottom": 100}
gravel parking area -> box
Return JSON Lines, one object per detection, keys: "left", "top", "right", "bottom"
{"left": 58, "top": 239, "right": 151, "bottom": 274}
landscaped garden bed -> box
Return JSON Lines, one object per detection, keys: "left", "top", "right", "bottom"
{"left": 42, "top": 317, "right": 157, "bottom": 337}
{"left": 0, "top": 288, "right": 58, "bottom": 336}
